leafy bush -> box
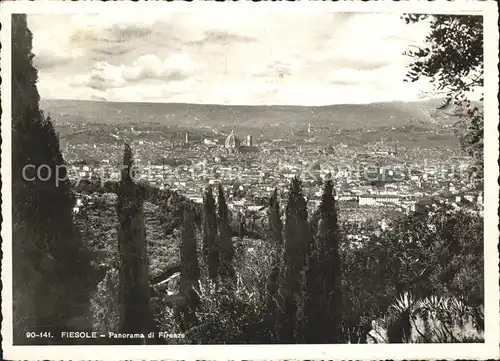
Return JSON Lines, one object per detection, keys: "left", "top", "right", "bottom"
{"left": 186, "top": 238, "right": 279, "bottom": 344}
{"left": 341, "top": 202, "right": 483, "bottom": 342}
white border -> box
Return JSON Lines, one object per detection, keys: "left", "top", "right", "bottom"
{"left": 1, "top": 1, "right": 498, "bottom": 360}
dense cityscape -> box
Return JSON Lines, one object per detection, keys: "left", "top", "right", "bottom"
{"left": 60, "top": 121, "right": 482, "bottom": 223}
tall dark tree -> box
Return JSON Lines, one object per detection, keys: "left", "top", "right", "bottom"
{"left": 268, "top": 188, "right": 283, "bottom": 246}
{"left": 178, "top": 205, "right": 201, "bottom": 330}
{"left": 403, "top": 14, "right": 483, "bottom": 183}
{"left": 202, "top": 185, "right": 219, "bottom": 280}
{"left": 11, "top": 14, "right": 92, "bottom": 344}
{"left": 304, "top": 179, "right": 343, "bottom": 343}
{"left": 265, "top": 188, "right": 284, "bottom": 335}
{"left": 217, "top": 184, "right": 236, "bottom": 281}
{"left": 278, "top": 177, "right": 310, "bottom": 343}
{"left": 237, "top": 211, "right": 245, "bottom": 239}
{"left": 116, "top": 143, "right": 151, "bottom": 342}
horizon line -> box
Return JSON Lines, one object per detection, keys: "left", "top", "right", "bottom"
{"left": 40, "top": 96, "right": 441, "bottom": 108}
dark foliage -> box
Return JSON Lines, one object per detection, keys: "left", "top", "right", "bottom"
{"left": 116, "top": 144, "right": 152, "bottom": 341}
{"left": 341, "top": 202, "right": 484, "bottom": 340}
{"left": 202, "top": 186, "right": 219, "bottom": 280}
{"left": 177, "top": 205, "right": 201, "bottom": 330}
{"left": 404, "top": 15, "right": 483, "bottom": 97}
{"left": 11, "top": 14, "right": 93, "bottom": 344}
{"left": 268, "top": 188, "right": 283, "bottom": 246}
{"left": 304, "top": 179, "right": 343, "bottom": 343}
{"left": 265, "top": 189, "right": 284, "bottom": 336}
{"left": 217, "top": 184, "right": 236, "bottom": 281}
{"left": 278, "top": 177, "right": 310, "bottom": 343}
{"left": 387, "top": 310, "right": 411, "bottom": 343}
{"left": 157, "top": 190, "right": 201, "bottom": 236}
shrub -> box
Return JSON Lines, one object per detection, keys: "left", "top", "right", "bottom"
{"left": 340, "top": 201, "right": 483, "bottom": 342}
{"left": 187, "top": 238, "right": 278, "bottom": 344}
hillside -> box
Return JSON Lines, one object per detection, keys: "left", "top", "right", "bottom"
{"left": 40, "top": 98, "right": 458, "bottom": 131}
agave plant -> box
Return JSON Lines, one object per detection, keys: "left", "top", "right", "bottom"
{"left": 413, "top": 295, "right": 484, "bottom": 342}
{"left": 391, "top": 292, "right": 417, "bottom": 316}
{"left": 448, "top": 297, "right": 468, "bottom": 316}
{"left": 386, "top": 292, "right": 418, "bottom": 343}
{"left": 417, "top": 295, "right": 447, "bottom": 319}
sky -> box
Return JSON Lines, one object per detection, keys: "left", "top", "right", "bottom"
{"left": 28, "top": 12, "right": 434, "bottom": 106}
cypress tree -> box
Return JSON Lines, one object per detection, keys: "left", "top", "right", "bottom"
{"left": 11, "top": 14, "right": 91, "bottom": 343}
{"left": 237, "top": 211, "right": 245, "bottom": 239}
{"left": 265, "top": 188, "right": 284, "bottom": 335}
{"left": 178, "top": 205, "right": 201, "bottom": 329}
{"left": 116, "top": 143, "right": 151, "bottom": 342}
{"left": 268, "top": 188, "right": 283, "bottom": 245}
{"left": 217, "top": 183, "right": 236, "bottom": 281}
{"left": 304, "top": 178, "right": 343, "bottom": 343}
{"left": 202, "top": 185, "right": 219, "bottom": 280}
{"left": 278, "top": 177, "right": 310, "bottom": 343}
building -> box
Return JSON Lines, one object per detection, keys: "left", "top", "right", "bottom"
{"left": 224, "top": 130, "right": 241, "bottom": 154}
{"left": 359, "top": 194, "right": 401, "bottom": 206}
{"left": 204, "top": 138, "right": 218, "bottom": 146}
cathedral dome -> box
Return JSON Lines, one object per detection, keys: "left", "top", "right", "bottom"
{"left": 224, "top": 130, "right": 241, "bottom": 149}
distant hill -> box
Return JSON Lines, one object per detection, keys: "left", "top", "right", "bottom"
{"left": 40, "top": 98, "right": 459, "bottom": 130}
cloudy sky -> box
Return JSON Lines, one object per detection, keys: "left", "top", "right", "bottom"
{"left": 28, "top": 12, "right": 433, "bottom": 105}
